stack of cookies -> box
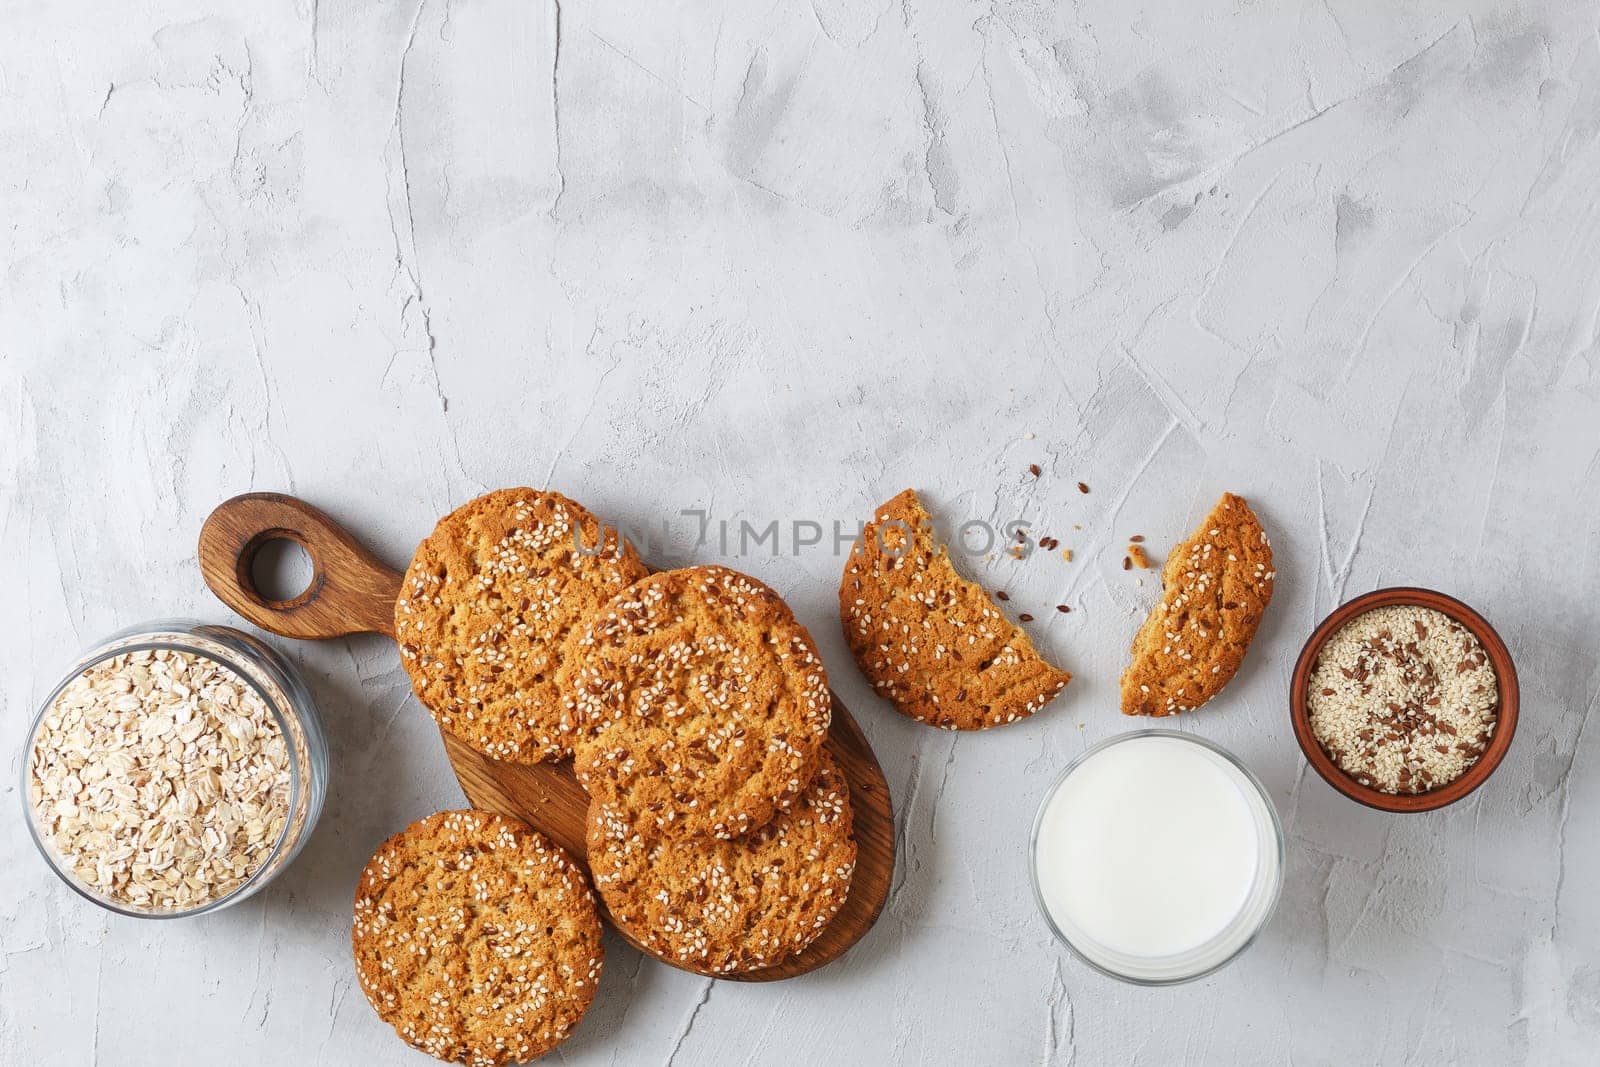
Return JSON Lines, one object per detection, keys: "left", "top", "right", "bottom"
{"left": 357, "top": 490, "right": 859, "bottom": 1065}
{"left": 563, "top": 565, "right": 857, "bottom": 974}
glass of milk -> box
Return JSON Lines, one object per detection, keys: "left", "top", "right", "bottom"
{"left": 1030, "top": 730, "right": 1284, "bottom": 984}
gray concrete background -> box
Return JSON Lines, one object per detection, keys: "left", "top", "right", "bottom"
{"left": 3, "top": 0, "right": 1598, "bottom": 1063}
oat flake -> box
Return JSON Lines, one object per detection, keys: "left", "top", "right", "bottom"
{"left": 28, "top": 648, "right": 292, "bottom": 912}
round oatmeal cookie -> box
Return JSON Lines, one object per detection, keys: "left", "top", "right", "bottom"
{"left": 564, "top": 565, "right": 832, "bottom": 840}
{"left": 588, "top": 751, "right": 857, "bottom": 974}
{"left": 352, "top": 810, "right": 603, "bottom": 1067}
{"left": 396, "top": 488, "right": 647, "bottom": 763}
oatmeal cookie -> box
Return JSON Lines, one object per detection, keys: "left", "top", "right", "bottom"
{"left": 352, "top": 810, "right": 603, "bottom": 1066}
{"left": 1120, "top": 492, "right": 1275, "bottom": 716}
{"left": 839, "top": 489, "right": 1071, "bottom": 730}
{"left": 587, "top": 752, "right": 856, "bottom": 974}
{"left": 564, "top": 565, "right": 831, "bottom": 839}
{"left": 396, "top": 488, "right": 647, "bottom": 763}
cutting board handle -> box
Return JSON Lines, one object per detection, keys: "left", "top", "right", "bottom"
{"left": 198, "top": 493, "right": 404, "bottom": 640}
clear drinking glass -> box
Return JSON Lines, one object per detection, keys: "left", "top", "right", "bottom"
{"left": 21, "top": 620, "right": 327, "bottom": 918}
{"left": 1029, "top": 729, "right": 1285, "bottom": 984}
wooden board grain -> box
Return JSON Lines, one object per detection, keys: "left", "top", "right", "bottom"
{"left": 199, "top": 492, "right": 894, "bottom": 981}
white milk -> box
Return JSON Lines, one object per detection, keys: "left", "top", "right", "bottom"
{"left": 1034, "top": 734, "right": 1262, "bottom": 959}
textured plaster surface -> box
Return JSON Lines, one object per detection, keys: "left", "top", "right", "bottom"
{"left": 3, "top": 1, "right": 1600, "bottom": 1064}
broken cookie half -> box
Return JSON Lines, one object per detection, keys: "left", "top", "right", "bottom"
{"left": 839, "top": 489, "right": 1071, "bottom": 730}
{"left": 1120, "top": 492, "right": 1275, "bottom": 716}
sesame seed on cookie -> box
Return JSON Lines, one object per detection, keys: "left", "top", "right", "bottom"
{"left": 563, "top": 565, "right": 832, "bottom": 840}
{"left": 839, "top": 489, "right": 1071, "bottom": 730}
{"left": 1119, "top": 492, "right": 1275, "bottom": 716}
{"left": 396, "top": 488, "right": 647, "bottom": 763}
{"left": 588, "top": 752, "right": 857, "bottom": 974}
{"left": 352, "top": 810, "right": 603, "bottom": 1067}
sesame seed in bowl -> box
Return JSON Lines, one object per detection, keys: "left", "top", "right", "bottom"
{"left": 1289, "top": 588, "right": 1518, "bottom": 813}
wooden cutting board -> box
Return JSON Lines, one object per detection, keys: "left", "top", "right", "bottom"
{"left": 197, "top": 492, "right": 894, "bottom": 981}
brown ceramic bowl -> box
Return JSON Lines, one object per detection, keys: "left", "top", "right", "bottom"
{"left": 1290, "top": 587, "right": 1518, "bottom": 813}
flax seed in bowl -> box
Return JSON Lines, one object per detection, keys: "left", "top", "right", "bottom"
{"left": 1289, "top": 588, "right": 1518, "bottom": 813}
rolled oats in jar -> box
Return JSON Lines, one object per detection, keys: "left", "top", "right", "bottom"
{"left": 22, "top": 621, "right": 326, "bottom": 917}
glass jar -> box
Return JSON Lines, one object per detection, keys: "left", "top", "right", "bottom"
{"left": 1029, "top": 729, "right": 1284, "bottom": 984}
{"left": 21, "top": 620, "right": 327, "bottom": 918}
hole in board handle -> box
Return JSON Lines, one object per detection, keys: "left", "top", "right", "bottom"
{"left": 239, "top": 530, "right": 323, "bottom": 610}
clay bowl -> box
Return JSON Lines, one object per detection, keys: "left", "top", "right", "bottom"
{"left": 1290, "top": 587, "right": 1518, "bottom": 813}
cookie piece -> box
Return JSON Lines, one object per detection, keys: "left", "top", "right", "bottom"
{"left": 839, "top": 489, "right": 1071, "bottom": 730}
{"left": 1120, "top": 492, "right": 1275, "bottom": 716}
{"left": 565, "top": 565, "right": 831, "bottom": 839}
{"left": 396, "top": 488, "right": 647, "bottom": 763}
{"left": 588, "top": 752, "right": 856, "bottom": 974}
{"left": 352, "top": 810, "right": 603, "bottom": 1067}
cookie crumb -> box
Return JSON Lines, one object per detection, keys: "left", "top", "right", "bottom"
{"left": 1127, "top": 544, "right": 1150, "bottom": 569}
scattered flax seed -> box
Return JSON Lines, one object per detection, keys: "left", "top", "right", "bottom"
{"left": 1019, "top": 613, "right": 1034, "bottom": 622}
{"left": 1129, "top": 535, "right": 1145, "bottom": 543}
{"left": 1307, "top": 605, "right": 1498, "bottom": 795}
{"left": 1028, "top": 464, "right": 1042, "bottom": 478}
{"left": 995, "top": 591, "right": 1010, "bottom": 601}
{"left": 1056, "top": 605, "right": 1071, "bottom": 614}
{"left": 1077, "top": 482, "right": 1090, "bottom": 494}
{"left": 1122, "top": 556, "right": 1132, "bottom": 570}
{"left": 1127, "top": 544, "right": 1150, "bottom": 569}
